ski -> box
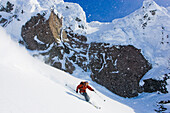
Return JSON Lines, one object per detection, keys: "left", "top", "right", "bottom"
{"left": 89, "top": 102, "right": 101, "bottom": 109}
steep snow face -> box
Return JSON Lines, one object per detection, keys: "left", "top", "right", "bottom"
{"left": 0, "top": 27, "right": 134, "bottom": 113}
{"left": 87, "top": 0, "right": 170, "bottom": 79}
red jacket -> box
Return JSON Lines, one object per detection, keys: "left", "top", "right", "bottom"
{"left": 76, "top": 83, "right": 94, "bottom": 93}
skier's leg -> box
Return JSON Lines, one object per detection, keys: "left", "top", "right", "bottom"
{"left": 82, "top": 92, "right": 90, "bottom": 102}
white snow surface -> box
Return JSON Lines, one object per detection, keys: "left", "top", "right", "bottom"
{"left": 0, "top": 0, "right": 170, "bottom": 112}
{"left": 0, "top": 27, "right": 134, "bottom": 113}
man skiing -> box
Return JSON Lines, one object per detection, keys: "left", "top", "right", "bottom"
{"left": 76, "top": 81, "right": 94, "bottom": 102}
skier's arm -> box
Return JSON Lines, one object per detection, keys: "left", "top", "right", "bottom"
{"left": 87, "top": 85, "right": 94, "bottom": 91}
{"left": 76, "top": 85, "right": 80, "bottom": 93}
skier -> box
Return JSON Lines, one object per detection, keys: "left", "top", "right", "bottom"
{"left": 76, "top": 81, "right": 94, "bottom": 102}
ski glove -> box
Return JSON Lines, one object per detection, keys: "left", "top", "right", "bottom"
{"left": 76, "top": 91, "right": 78, "bottom": 93}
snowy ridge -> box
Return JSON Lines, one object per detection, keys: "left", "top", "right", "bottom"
{"left": 55, "top": 2, "right": 87, "bottom": 34}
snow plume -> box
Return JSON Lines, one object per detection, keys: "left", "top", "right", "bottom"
{"left": 0, "top": 26, "right": 134, "bottom": 113}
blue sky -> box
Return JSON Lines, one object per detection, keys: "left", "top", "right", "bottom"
{"left": 64, "top": 0, "right": 170, "bottom": 22}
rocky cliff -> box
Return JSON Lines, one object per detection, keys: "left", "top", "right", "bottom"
{"left": 20, "top": 11, "right": 152, "bottom": 97}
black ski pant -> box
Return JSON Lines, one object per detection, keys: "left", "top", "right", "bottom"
{"left": 81, "top": 92, "right": 90, "bottom": 102}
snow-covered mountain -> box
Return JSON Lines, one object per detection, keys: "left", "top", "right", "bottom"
{"left": 87, "top": 0, "right": 170, "bottom": 79}
{"left": 0, "top": 0, "right": 170, "bottom": 112}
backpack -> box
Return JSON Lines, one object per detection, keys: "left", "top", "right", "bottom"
{"left": 80, "top": 81, "right": 85, "bottom": 85}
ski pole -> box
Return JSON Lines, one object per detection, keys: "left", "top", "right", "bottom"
{"left": 94, "top": 91, "right": 106, "bottom": 102}
{"left": 65, "top": 84, "right": 76, "bottom": 92}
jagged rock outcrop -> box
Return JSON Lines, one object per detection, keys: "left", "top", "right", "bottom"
{"left": 155, "top": 100, "right": 170, "bottom": 112}
{"left": 21, "top": 11, "right": 152, "bottom": 97}
{"left": 21, "top": 11, "right": 68, "bottom": 50}
{"left": 142, "top": 73, "right": 169, "bottom": 94}
{"left": 89, "top": 43, "right": 152, "bottom": 97}
{"left": 0, "top": 1, "right": 21, "bottom": 27}
{"left": 21, "top": 11, "right": 76, "bottom": 73}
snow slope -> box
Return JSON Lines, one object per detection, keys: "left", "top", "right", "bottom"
{"left": 0, "top": 27, "right": 134, "bottom": 113}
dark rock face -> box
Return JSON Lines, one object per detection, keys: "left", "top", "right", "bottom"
{"left": 0, "top": 1, "right": 14, "bottom": 13}
{"left": 22, "top": 13, "right": 52, "bottom": 50}
{"left": 0, "top": 1, "right": 21, "bottom": 27}
{"left": 142, "top": 74, "right": 169, "bottom": 94}
{"left": 155, "top": 100, "right": 170, "bottom": 113}
{"left": 89, "top": 43, "right": 152, "bottom": 97}
{"left": 21, "top": 11, "right": 68, "bottom": 50}
{"left": 21, "top": 11, "right": 152, "bottom": 98}
{"left": 21, "top": 11, "right": 76, "bottom": 74}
